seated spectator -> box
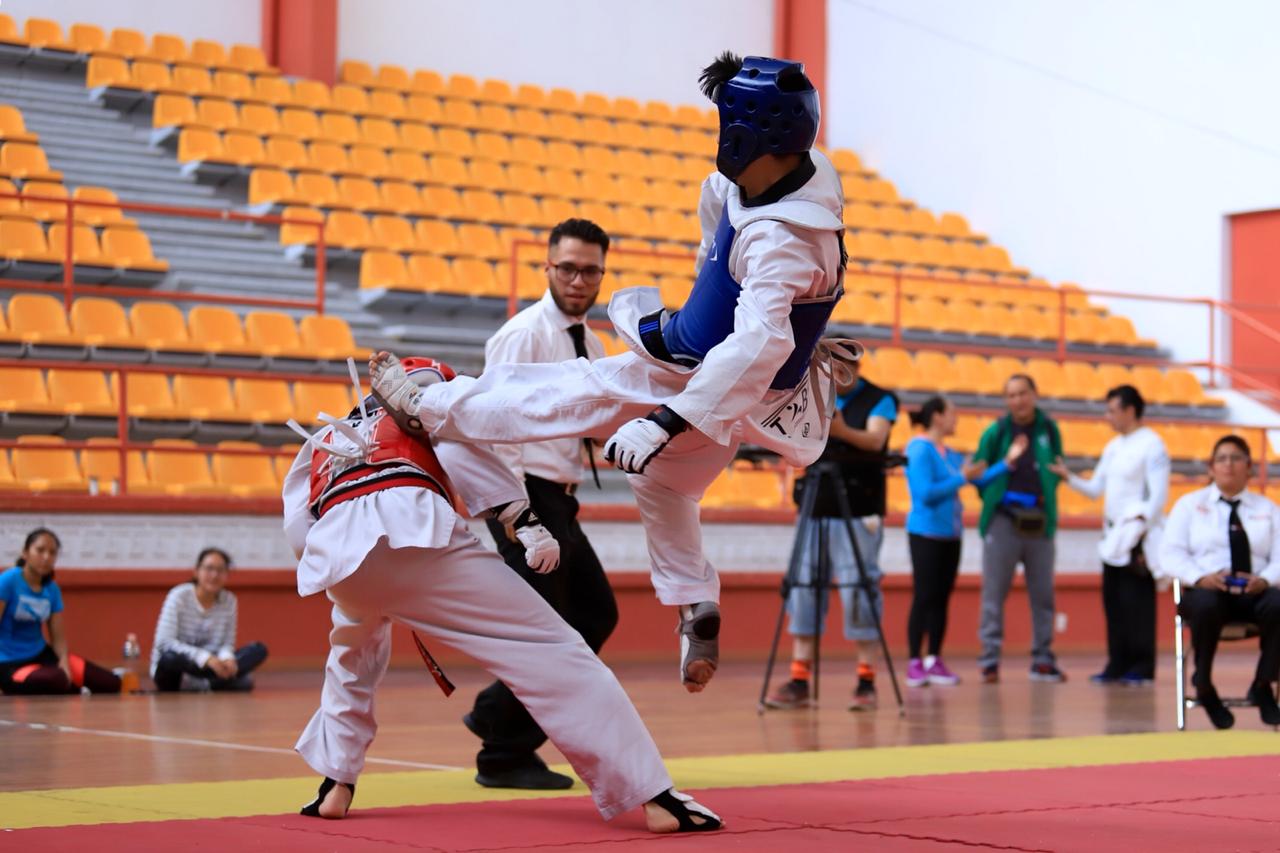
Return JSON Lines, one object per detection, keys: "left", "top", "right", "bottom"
{"left": 0, "top": 528, "right": 123, "bottom": 695}
{"left": 151, "top": 547, "right": 268, "bottom": 692}
{"left": 904, "top": 396, "right": 1027, "bottom": 687}
{"left": 1160, "top": 435, "right": 1280, "bottom": 729}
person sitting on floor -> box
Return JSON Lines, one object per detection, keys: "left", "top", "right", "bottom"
{"left": 0, "top": 528, "right": 123, "bottom": 695}
{"left": 1160, "top": 434, "right": 1280, "bottom": 729}
{"left": 150, "top": 547, "right": 268, "bottom": 692}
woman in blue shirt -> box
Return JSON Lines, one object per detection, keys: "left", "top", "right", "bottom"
{"left": 904, "top": 398, "right": 1027, "bottom": 688}
{"left": 0, "top": 528, "right": 122, "bottom": 695}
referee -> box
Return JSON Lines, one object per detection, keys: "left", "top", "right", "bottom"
{"left": 463, "top": 219, "right": 618, "bottom": 790}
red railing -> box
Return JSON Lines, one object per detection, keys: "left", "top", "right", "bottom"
{"left": 0, "top": 190, "right": 327, "bottom": 313}
{"left": 0, "top": 358, "right": 352, "bottom": 497}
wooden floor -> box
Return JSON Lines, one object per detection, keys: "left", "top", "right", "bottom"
{"left": 0, "top": 650, "right": 1269, "bottom": 794}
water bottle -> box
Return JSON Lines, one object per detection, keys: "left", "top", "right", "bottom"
{"left": 117, "top": 632, "right": 141, "bottom": 693}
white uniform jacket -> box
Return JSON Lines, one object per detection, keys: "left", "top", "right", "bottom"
{"left": 282, "top": 427, "right": 528, "bottom": 597}
{"left": 608, "top": 149, "right": 846, "bottom": 459}
{"left": 1159, "top": 484, "right": 1280, "bottom": 587}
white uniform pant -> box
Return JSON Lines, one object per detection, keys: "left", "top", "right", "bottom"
{"left": 294, "top": 522, "right": 673, "bottom": 820}
{"left": 419, "top": 352, "right": 736, "bottom": 604}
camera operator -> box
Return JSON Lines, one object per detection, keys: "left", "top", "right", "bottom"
{"left": 764, "top": 355, "right": 898, "bottom": 711}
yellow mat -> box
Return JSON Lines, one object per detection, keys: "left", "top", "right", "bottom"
{"left": 4, "top": 730, "right": 1277, "bottom": 830}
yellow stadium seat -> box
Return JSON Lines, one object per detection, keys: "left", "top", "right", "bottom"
{"left": 306, "top": 140, "right": 353, "bottom": 174}
{"left": 330, "top": 176, "right": 380, "bottom": 212}
{"left": 458, "top": 189, "right": 502, "bottom": 223}
{"left": 360, "top": 250, "right": 412, "bottom": 290}
{"left": 368, "top": 91, "right": 406, "bottom": 119}
{"left": 421, "top": 186, "right": 464, "bottom": 219}
{"left": 0, "top": 367, "right": 62, "bottom": 414}
{"left": 80, "top": 437, "right": 126, "bottom": 494}
{"left": 865, "top": 347, "right": 918, "bottom": 390}
{"left": 189, "top": 38, "right": 227, "bottom": 67}
{"left": 444, "top": 73, "right": 481, "bottom": 101}
{"left": 12, "top": 437, "right": 84, "bottom": 492}
{"left": 265, "top": 134, "right": 310, "bottom": 168}
{"left": 1094, "top": 363, "right": 1132, "bottom": 392}
{"left": 146, "top": 439, "right": 226, "bottom": 496}
{"left": 47, "top": 222, "right": 109, "bottom": 267}
{"left": 171, "top": 66, "right": 213, "bottom": 97}
{"left": 234, "top": 378, "right": 293, "bottom": 422}
{"left": 396, "top": 122, "right": 437, "bottom": 154}
{"left": 0, "top": 14, "right": 22, "bottom": 45}
{"left": 213, "top": 70, "right": 254, "bottom": 101}
{"left": 0, "top": 216, "right": 61, "bottom": 262}
{"left": 293, "top": 172, "right": 341, "bottom": 208}
{"left": 293, "top": 380, "right": 356, "bottom": 422}
{"left": 70, "top": 297, "right": 135, "bottom": 349}
{"left": 452, "top": 258, "right": 501, "bottom": 296}
{"left": 406, "top": 254, "right": 454, "bottom": 292}
{"left": 1059, "top": 360, "right": 1100, "bottom": 399}
{"left": 0, "top": 106, "right": 38, "bottom": 144}
{"left": 413, "top": 219, "right": 459, "bottom": 256}
{"left": 196, "top": 98, "right": 240, "bottom": 132}
{"left": 298, "top": 314, "right": 369, "bottom": 360}
{"left": 0, "top": 179, "right": 18, "bottom": 217}
{"left": 360, "top": 116, "right": 399, "bottom": 149}
{"left": 280, "top": 206, "right": 324, "bottom": 246}
{"left": 65, "top": 22, "right": 105, "bottom": 53}
{"left": 914, "top": 350, "right": 960, "bottom": 392}
{"left": 453, "top": 222, "right": 502, "bottom": 259}
{"left": 345, "top": 144, "right": 392, "bottom": 178}
{"left": 227, "top": 44, "right": 270, "bottom": 74}
{"left": 19, "top": 180, "right": 67, "bottom": 222}
{"left": 291, "top": 79, "right": 331, "bottom": 111}
{"left": 319, "top": 111, "right": 360, "bottom": 144}
{"left": 114, "top": 371, "right": 182, "bottom": 419}
{"left": 440, "top": 100, "right": 479, "bottom": 130}
{"left": 236, "top": 102, "right": 281, "bottom": 137}
{"left": 24, "top": 18, "right": 73, "bottom": 51}
{"left": 248, "top": 168, "right": 299, "bottom": 207}
{"left": 406, "top": 94, "right": 443, "bottom": 125}
{"left": 243, "top": 311, "right": 308, "bottom": 358}
{"left": 47, "top": 368, "right": 116, "bottom": 416}
{"left": 937, "top": 212, "right": 973, "bottom": 238}
{"left": 324, "top": 210, "right": 374, "bottom": 249}
{"left": 212, "top": 441, "right": 280, "bottom": 497}
{"left": 87, "top": 56, "right": 131, "bottom": 89}
{"left": 172, "top": 375, "right": 241, "bottom": 420}
{"left": 476, "top": 105, "right": 514, "bottom": 134}
{"left": 340, "top": 60, "right": 375, "bottom": 87}
{"left": 388, "top": 150, "right": 429, "bottom": 183}
{"left": 129, "top": 59, "right": 177, "bottom": 93}
{"left": 251, "top": 75, "right": 293, "bottom": 105}
{"left": 478, "top": 78, "right": 514, "bottom": 105}
{"left": 0, "top": 142, "right": 62, "bottom": 181}
{"left": 101, "top": 225, "right": 167, "bottom": 271}
{"left": 377, "top": 180, "right": 427, "bottom": 216}
{"left": 410, "top": 70, "right": 444, "bottom": 96}
{"left": 177, "top": 127, "right": 226, "bottom": 163}
{"left": 375, "top": 65, "right": 411, "bottom": 91}
{"left": 1164, "top": 369, "right": 1212, "bottom": 406}
{"left": 370, "top": 214, "right": 417, "bottom": 252}
{"left": 153, "top": 93, "right": 197, "bottom": 130}
{"left": 7, "top": 293, "right": 81, "bottom": 345}
{"left": 187, "top": 306, "right": 256, "bottom": 355}
{"left": 128, "top": 303, "right": 202, "bottom": 354}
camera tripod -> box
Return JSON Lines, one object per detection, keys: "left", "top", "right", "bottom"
{"left": 757, "top": 461, "right": 904, "bottom": 715}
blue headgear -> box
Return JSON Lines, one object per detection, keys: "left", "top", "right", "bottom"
{"left": 711, "top": 56, "right": 820, "bottom": 181}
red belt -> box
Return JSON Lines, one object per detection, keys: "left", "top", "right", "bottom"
{"left": 313, "top": 468, "right": 447, "bottom": 519}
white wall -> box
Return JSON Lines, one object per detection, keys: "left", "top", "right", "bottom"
{"left": 826, "top": 0, "right": 1280, "bottom": 364}
{"left": 1, "top": 0, "right": 260, "bottom": 47}
{"left": 338, "top": 0, "right": 773, "bottom": 110}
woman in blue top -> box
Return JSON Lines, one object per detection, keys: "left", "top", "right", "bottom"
{"left": 904, "top": 397, "right": 1027, "bottom": 688}
{"left": 0, "top": 528, "right": 122, "bottom": 695}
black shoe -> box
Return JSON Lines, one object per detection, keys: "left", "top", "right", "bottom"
{"left": 462, "top": 711, "right": 486, "bottom": 739}
{"left": 1089, "top": 671, "right": 1120, "bottom": 684}
{"left": 300, "top": 777, "right": 355, "bottom": 818}
{"left": 1029, "top": 663, "right": 1067, "bottom": 683}
{"left": 981, "top": 664, "right": 999, "bottom": 684}
{"left": 475, "top": 765, "right": 574, "bottom": 790}
{"left": 1198, "top": 688, "right": 1235, "bottom": 730}
{"left": 1248, "top": 682, "right": 1280, "bottom": 726}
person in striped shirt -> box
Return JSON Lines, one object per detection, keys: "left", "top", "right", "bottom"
{"left": 150, "top": 547, "right": 268, "bottom": 691}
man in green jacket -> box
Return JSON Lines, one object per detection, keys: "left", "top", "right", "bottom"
{"left": 972, "top": 374, "right": 1066, "bottom": 684}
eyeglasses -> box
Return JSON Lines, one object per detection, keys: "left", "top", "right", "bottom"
{"left": 547, "top": 262, "right": 605, "bottom": 285}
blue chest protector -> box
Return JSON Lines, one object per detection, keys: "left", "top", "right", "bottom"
{"left": 654, "top": 204, "right": 841, "bottom": 391}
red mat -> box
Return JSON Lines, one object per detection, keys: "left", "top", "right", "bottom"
{"left": 13, "top": 755, "right": 1280, "bottom": 852}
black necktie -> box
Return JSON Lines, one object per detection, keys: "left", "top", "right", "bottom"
{"left": 566, "top": 324, "right": 601, "bottom": 489}
{"left": 1222, "top": 497, "right": 1252, "bottom": 575}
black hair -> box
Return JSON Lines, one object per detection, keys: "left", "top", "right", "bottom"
{"left": 196, "top": 547, "right": 232, "bottom": 569}
{"left": 1211, "top": 434, "right": 1251, "bottom": 463}
{"left": 16, "top": 527, "right": 60, "bottom": 569}
{"left": 698, "top": 50, "right": 743, "bottom": 101}
{"left": 1106, "top": 384, "right": 1145, "bottom": 420}
{"left": 1006, "top": 373, "right": 1038, "bottom": 394}
{"left": 548, "top": 218, "right": 609, "bottom": 255}
{"left": 909, "top": 395, "right": 950, "bottom": 429}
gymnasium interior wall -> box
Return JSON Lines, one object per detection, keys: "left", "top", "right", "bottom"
{"left": 0, "top": 0, "right": 261, "bottom": 52}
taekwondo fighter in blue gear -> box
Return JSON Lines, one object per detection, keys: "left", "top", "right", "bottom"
{"left": 371, "top": 52, "right": 859, "bottom": 692}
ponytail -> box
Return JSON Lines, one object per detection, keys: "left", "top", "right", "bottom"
{"left": 910, "top": 396, "right": 949, "bottom": 430}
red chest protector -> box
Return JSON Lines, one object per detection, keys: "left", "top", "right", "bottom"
{"left": 307, "top": 408, "right": 456, "bottom": 519}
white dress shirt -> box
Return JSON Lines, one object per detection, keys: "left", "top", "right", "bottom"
{"left": 484, "top": 289, "right": 605, "bottom": 485}
{"left": 1159, "top": 483, "right": 1280, "bottom": 587}
{"left": 1066, "top": 425, "right": 1171, "bottom": 567}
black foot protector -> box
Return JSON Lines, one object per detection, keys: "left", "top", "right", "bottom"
{"left": 300, "top": 777, "right": 356, "bottom": 818}
{"left": 649, "top": 788, "right": 724, "bottom": 833}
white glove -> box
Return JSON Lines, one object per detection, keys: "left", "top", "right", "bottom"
{"left": 369, "top": 351, "right": 421, "bottom": 415}
{"left": 515, "top": 524, "right": 560, "bottom": 574}
{"left": 603, "top": 417, "right": 672, "bottom": 474}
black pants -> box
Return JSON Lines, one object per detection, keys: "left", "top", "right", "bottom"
{"left": 907, "top": 534, "right": 961, "bottom": 658}
{"left": 469, "top": 475, "right": 618, "bottom": 775}
{"left": 152, "top": 642, "right": 269, "bottom": 692}
{"left": 1100, "top": 561, "right": 1156, "bottom": 679}
{"left": 1179, "top": 586, "right": 1280, "bottom": 692}
{"left": 0, "top": 644, "right": 121, "bottom": 695}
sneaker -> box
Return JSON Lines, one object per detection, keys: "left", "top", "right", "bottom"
{"left": 848, "top": 677, "right": 877, "bottom": 711}
{"left": 924, "top": 656, "right": 960, "bottom": 686}
{"left": 981, "top": 664, "right": 1000, "bottom": 684}
{"left": 1089, "top": 671, "right": 1120, "bottom": 684}
{"left": 1029, "top": 663, "right": 1067, "bottom": 683}
{"left": 905, "top": 658, "right": 928, "bottom": 687}
{"left": 1118, "top": 672, "right": 1154, "bottom": 687}
{"left": 763, "top": 679, "right": 811, "bottom": 710}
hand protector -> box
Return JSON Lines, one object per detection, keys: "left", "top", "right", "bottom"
{"left": 368, "top": 352, "right": 421, "bottom": 415}
{"left": 602, "top": 406, "right": 688, "bottom": 474}
{"left": 515, "top": 523, "right": 560, "bottom": 574}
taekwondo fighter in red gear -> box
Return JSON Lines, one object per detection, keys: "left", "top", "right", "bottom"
{"left": 284, "top": 358, "right": 721, "bottom": 833}
{"left": 370, "top": 52, "right": 857, "bottom": 693}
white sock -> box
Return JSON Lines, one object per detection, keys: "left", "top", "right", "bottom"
{"left": 924, "top": 655, "right": 937, "bottom": 669}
